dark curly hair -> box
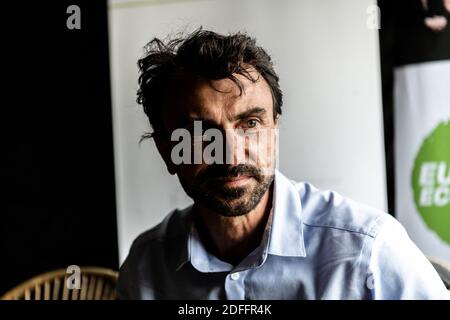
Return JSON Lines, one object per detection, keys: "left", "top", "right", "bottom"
{"left": 136, "top": 28, "right": 283, "bottom": 139}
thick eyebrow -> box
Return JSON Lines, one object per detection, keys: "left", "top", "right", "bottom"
{"left": 175, "top": 106, "right": 267, "bottom": 129}
{"left": 176, "top": 116, "right": 217, "bottom": 130}
{"left": 233, "top": 107, "right": 267, "bottom": 121}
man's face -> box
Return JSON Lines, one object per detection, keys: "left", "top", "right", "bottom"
{"left": 158, "top": 68, "right": 278, "bottom": 217}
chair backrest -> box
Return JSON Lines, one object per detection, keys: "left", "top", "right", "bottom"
{"left": 0, "top": 266, "right": 118, "bottom": 300}
{"left": 428, "top": 256, "right": 450, "bottom": 289}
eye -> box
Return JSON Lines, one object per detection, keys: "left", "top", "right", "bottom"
{"left": 246, "top": 119, "right": 259, "bottom": 128}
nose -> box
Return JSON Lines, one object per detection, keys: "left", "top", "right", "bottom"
{"left": 223, "top": 129, "right": 251, "bottom": 166}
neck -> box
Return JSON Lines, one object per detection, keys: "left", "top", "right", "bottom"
{"left": 193, "top": 184, "right": 273, "bottom": 266}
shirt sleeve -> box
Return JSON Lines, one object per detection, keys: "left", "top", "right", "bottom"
{"left": 368, "top": 216, "right": 450, "bottom": 300}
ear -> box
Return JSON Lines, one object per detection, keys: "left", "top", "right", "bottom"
{"left": 154, "top": 135, "right": 177, "bottom": 175}
{"left": 274, "top": 114, "right": 280, "bottom": 128}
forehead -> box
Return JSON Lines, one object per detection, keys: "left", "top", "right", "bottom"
{"left": 163, "top": 69, "right": 273, "bottom": 124}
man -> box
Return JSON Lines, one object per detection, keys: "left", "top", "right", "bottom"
{"left": 118, "top": 29, "right": 449, "bottom": 299}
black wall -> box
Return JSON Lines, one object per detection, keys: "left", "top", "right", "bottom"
{"left": 1, "top": 1, "right": 119, "bottom": 295}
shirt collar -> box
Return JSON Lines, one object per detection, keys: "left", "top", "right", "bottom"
{"left": 267, "top": 169, "right": 306, "bottom": 257}
{"left": 176, "top": 169, "right": 306, "bottom": 272}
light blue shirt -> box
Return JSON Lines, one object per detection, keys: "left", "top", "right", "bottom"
{"left": 118, "top": 170, "right": 450, "bottom": 299}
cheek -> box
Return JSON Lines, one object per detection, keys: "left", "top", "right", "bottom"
{"left": 177, "top": 163, "right": 206, "bottom": 181}
{"left": 246, "top": 131, "right": 278, "bottom": 168}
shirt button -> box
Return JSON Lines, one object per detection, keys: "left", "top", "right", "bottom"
{"left": 230, "top": 272, "right": 240, "bottom": 280}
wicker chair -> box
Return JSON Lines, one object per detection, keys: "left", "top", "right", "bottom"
{"left": 0, "top": 266, "right": 118, "bottom": 300}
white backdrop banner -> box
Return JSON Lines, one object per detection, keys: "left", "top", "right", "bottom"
{"left": 109, "top": 0, "right": 386, "bottom": 262}
{"left": 394, "top": 60, "right": 450, "bottom": 262}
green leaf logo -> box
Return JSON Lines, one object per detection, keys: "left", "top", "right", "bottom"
{"left": 412, "top": 120, "right": 450, "bottom": 245}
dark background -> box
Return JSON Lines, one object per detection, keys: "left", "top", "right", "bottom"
{"left": 1, "top": 0, "right": 118, "bottom": 295}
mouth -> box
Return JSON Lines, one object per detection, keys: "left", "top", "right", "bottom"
{"left": 212, "top": 175, "right": 252, "bottom": 188}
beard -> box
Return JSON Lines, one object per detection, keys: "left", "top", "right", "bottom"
{"left": 178, "top": 164, "right": 274, "bottom": 217}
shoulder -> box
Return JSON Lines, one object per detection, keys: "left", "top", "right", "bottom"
{"left": 293, "top": 180, "right": 395, "bottom": 238}
{"left": 119, "top": 204, "right": 192, "bottom": 274}
{"left": 129, "top": 205, "right": 193, "bottom": 251}
{"left": 117, "top": 205, "right": 192, "bottom": 299}
{"left": 289, "top": 180, "right": 449, "bottom": 298}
